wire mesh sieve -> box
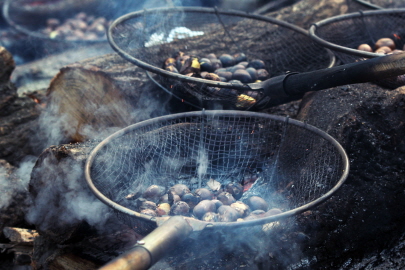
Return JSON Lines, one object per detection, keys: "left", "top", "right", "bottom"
{"left": 107, "top": 6, "right": 336, "bottom": 110}
{"left": 309, "top": 8, "right": 405, "bottom": 88}
{"left": 85, "top": 110, "right": 349, "bottom": 236}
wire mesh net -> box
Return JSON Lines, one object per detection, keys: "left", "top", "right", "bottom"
{"left": 86, "top": 111, "right": 348, "bottom": 234}
{"left": 108, "top": 7, "right": 334, "bottom": 109}
{"left": 311, "top": 8, "right": 405, "bottom": 88}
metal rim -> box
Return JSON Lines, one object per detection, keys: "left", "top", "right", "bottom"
{"left": 85, "top": 110, "right": 350, "bottom": 230}
{"left": 2, "top": 0, "right": 106, "bottom": 44}
{"left": 309, "top": 8, "right": 405, "bottom": 59}
{"left": 107, "top": 6, "right": 336, "bottom": 91}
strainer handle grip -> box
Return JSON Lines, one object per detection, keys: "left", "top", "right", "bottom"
{"left": 284, "top": 52, "right": 405, "bottom": 96}
{"left": 99, "top": 216, "right": 193, "bottom": 270}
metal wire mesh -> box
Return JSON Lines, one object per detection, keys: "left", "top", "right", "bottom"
{"left": 310, "top": 8, "right": 405, "bottom": 88}
{"left": 108, "top": 7, "right": 335, "bottom": 109}
{"left": 86, "top": 111, "right": 349, "bottom": 235}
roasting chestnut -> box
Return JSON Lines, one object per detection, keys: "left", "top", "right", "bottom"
{"left": 228, "top": 64, "right": 246, "bottom": 73}
{"left": 204, "top": 73, "right": 221, "bottom": 81}
{"left": 160, "top": 193, "right": 180, "bottom": 204}
{"left": 257, "top": 69, "right": 270, "bottom": 81}
{"left": 244, "top": 209, "right": 266, "bottom": 220}
{"left": 219, "top": 54, "right": 236, "bottom": 67}
{"left": 206, "top": 53, "right": 217, "bottom": 60}
{"left": 375, "top": 37, "right": 395, "bottom": 50}
{"left": 139, "top": 200, "right": 157, "bottom": 211}
{"left": 230, "top": 201, "right": 250, "bottom": 217}
{"left": 375, "top": 46, "right": 392, "bottom": 54}
{"left": 170, "top": 184, "right": 190, "bottom": 197}
{"left": 246, "top": 67, "right": 257, "bottom": 82}
{"left": 182, "top": 193, "right": 200, "bottom": 209}
{"left": 141, "top": 209, "right": 157, "bottom": 217}
{"left": 233, "top": 53, "right": 247, "bottom": 63}
{"left": 217, "top": 205, "right": 240, "bottom": 222}
{"left": 264, "top": 208, "right": 283, "bottom": 217}
{"left": 202, "top": 212, "right": 218, "bottom": 222}
{"left": 246, "top": 196, "right": 269, "bottom": 211}
{"left": 200, "top": 58, "right": 214, "bottom": 72}
{"left": 195, "top": 188, "right": 214, "bottom": 200}
{"left": 193, "top": 200, "right": 216, "bottom": 219}
{"left": 248, "top": 59, "right": 265, "bottom": 69}
{"left": 143, "top": 185, "right": 166, "bottom": 201}
{"left": 210, "top": 59, "right": 223, "bottom": 70}
{"left": 156, "top": 203, "right": 171, "bottom": 216}
{"left": 357, "top": 43, "right": 373, "bottom": 52}
{"left": 215, "top": 71, "right": 233, "bottom": 81}
{"left": 211, "top": 199, "right": 223, "bottom": 209}
{"left": 171, "top": 201, "right": 190, "bottom": 216}
{"left": 225, "top": 182, "right": 244, "bottom": 200}
{"left": 217, "top": 192, "right": 236, "bottom": 205}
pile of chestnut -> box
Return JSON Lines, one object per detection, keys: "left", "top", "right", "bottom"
{"left": 126, "top": 182, "right": 282, "bottom": 222}
{"left": 163, "top": 51, "right": 271, "bottom": 108}
{"left": 357, "top": 37, "right": 404, "bottom": 55}
{"left": 41, "top": 12, "right": 111, "bottom": 41}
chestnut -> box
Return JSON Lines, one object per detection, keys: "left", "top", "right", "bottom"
{"left": 202, "top": 212, "right": 218, "bottom": 222}
{"left": 171, "top": 201, "right": 190, "bottom": 216}
{"left": 141, "top": 209, "right": 157, "bottom": 217}
{"left": 217, "top": 205, "right": 240, "bottom": 222}
{"left": 200, "top": 58, "right": 214, "bottom": 72}
{"left": 204, "top": 73, "right": 221, "bottom": 81}
{"left": 182, "top": 193, "right": 200, "bottom": 209}
{"left": 246, "top": 67, "right": 257, "bottom": 82}
{"left": 170, "top": 184, "right": 190, "bottom": 197}
{"left": 264, "top": 208, "right": 283, "bottom": 217}
{"left": 248, "top": 59, "right": 265, "bottom": 69}
{"left": 217, "top": 192, "right": 236, "bottom": 205}
{"left": 230, "top": 201, "right": 250, "bottom": 217}
{"left": 225, "top": 182, "right": 244, "bottom": 200}
{"left": 159, "top": 193, "right": 180, "bottom": 204}
{"left": 210, "top": 59, "right": 223, "bottom": 70}
{"left": 219, "top": 54, "right": 236, "bottom": 67}
{"left": 244, "top": 209, "right": 266, "bottom": 220}
{"left": 206, "top": 53, "right": 217, "bottom": 60}
{"left": 139, "top": 200, "right": 157, "bottom": 211}
{"left": 215, "top": 71, "right": 233, "bottom": 81}
{"left": 233, "top": 53, "right": 247, "bottom": 63}
{"left": 156, "top": 203, "right": 171, "bottom": 216}
{"left": 375, "top": 37, "right": 395, "bottom": 50}
{"left": 246, "top": 196, "right": 268, "bottom": 211}
{"left": 228, "top": 64, "right": 246, "bottom": 73}
{"left": 211, "top": 199, "right": 223, "bottom": 209}
{"left": 375, "top": 46, "right": 392, "bottom": 54}
{"left": 194, "top": 188, "right": 213, "bottom": 200}
{"left": 193, "top": 200, "right": 216, "bottom": 219}
{"left": 257, "top": 69, "right": 270, "bottom": 81}
{"left": 143, "top": 185, "right": 166, "bottom": 200}
{"left": 357, "top": 43, "right": 373, "bottom": 52}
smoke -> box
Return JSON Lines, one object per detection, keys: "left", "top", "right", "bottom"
{"left": 25, "top": 152, "right": 112, "bottom": 234}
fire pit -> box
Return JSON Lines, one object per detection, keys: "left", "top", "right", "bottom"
{"left": 85, "top": 110, "right": 349, "bottom": 269}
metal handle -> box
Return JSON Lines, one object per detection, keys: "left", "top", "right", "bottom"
{"left": 283, "top": 52, "right": 405, "bottom": 96}
{"left": 99, "top": 216, "right": 193, "bottom": 270}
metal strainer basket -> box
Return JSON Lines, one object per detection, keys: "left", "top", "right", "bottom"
{"left": 309, "top": 8, "right": 405, "bottom": 88}
{"left": 107, "top": 6, "right": 336, "bottom": 110}
{"left": 85, "top": 110, "right": 349, "bottom": 269}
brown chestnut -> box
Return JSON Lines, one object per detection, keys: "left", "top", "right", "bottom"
{"left": 143, "top": 185, "right": 166, "bottom": 200}
{"left": 141, "top": 209, "right": 157, "bottom": 217}
{"left": 218, "top": 205, "right": 240, "bottom": 221}
{"left": 159, "top": 193, "right": 180, "bottom": 204}
{"left": 230, "top": 201, "right": 250, "bottom": 217}
{"left": 156, "top": 203, "right": 171, "bottom": 216}
{"left": 217, "top": 192, "right": 236, "bottom": 205}
{"left": 139, "top": 200, "right": 157, "bottom": 211}
{"left": 357, "top": 43, "right": 373, "bottom": 52}
{"left": 182, "top": 193, "right": 200, "bottom": 209}
{"left": 219, "top": 54, "right": 236, "bottom": 67}
{"left": 248, "top": 59, "right": 265, "bottom": 69}
{"left": 171, "top": 201, "right": 190, "bottom": 216}
{"left": 246, "top": 196, "right": 268, "bottom": 211}
{"left": 375, "top": 46, "right": 392, "bottom": 54}
{"left": 202, "top": 212, "right": 219, "bottom": 222}
{"left": 193, "top": 200, "right": 216, "bottom": 219}
{"left": 225, "top": 182, "right": 244, "bottom": 200}
{"left": 375, "top": 38, "right": 395, "bottom": 50}
{"left": 170, "top": 184, "right": 190, "bottom": 197}
{"left": 194, "top": 188, "right": 213, "bottom": 200}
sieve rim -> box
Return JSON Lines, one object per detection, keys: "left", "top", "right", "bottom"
{"left": 107, "top": 6, "right": 335, "bottom": 91}
{"left": 309, "top": 8, "right": 405, "bottom": 59}
{"left": 85, "top": 110, "right": 349, "bottom": 230}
